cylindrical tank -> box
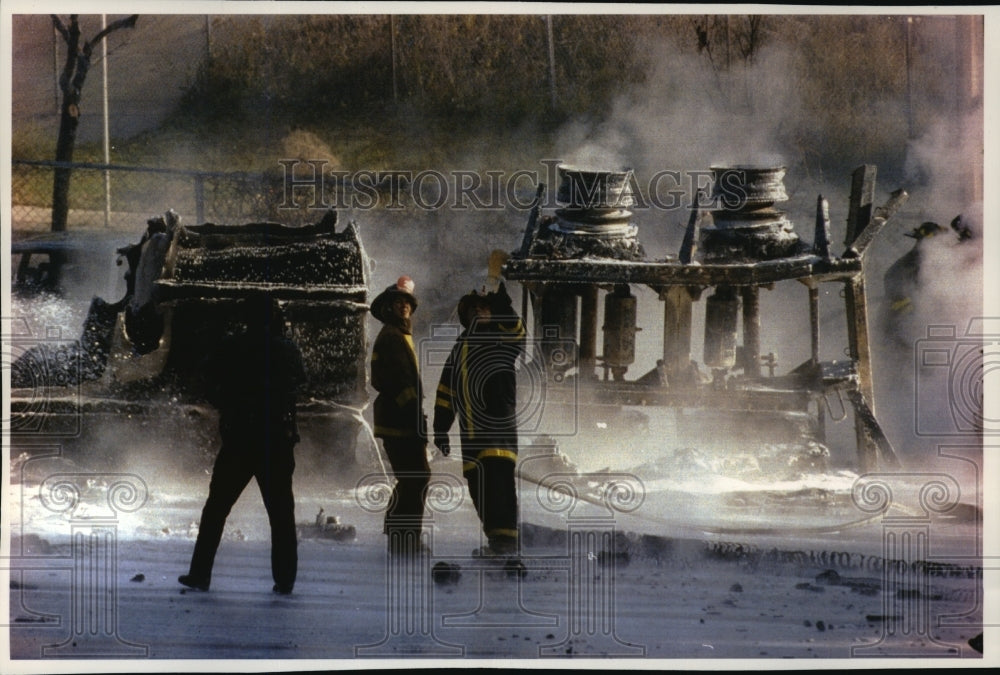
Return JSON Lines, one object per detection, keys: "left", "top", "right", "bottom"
{"left": 702, "top": 165, "right": 800, "bottom": 262}
{"left": 710, "top": 165, "right": 788, "bottom": 211}
{"left": 602, "top": 287, "right": 638, "bottom": 369}
{"left": 538, "top": 286, "right": 578, "bottom": 375}
{"left": 704, "top": 287, "right": 739, "bottom": 368}
{"left": 554, "top": 165, "right": 636, "bottom": 238}
{"left": 557, "top": 165, "right": 635, "bottom": 211}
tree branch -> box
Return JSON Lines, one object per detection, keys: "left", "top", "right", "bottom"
{"left": 86, "top": 14, "right": 138, "bottom": 49}
{"left": 71, "top": 51, "right": 92, "bottom": 96}
{"left": 55, "top": 15, "right": 81, "bottom": 96}
{"left": 50, "top": 14, "right": 69, "bottom": 42}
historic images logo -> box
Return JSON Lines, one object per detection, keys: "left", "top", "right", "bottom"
{"left": 914, "top": 318, "right": 999, "bottom": 436}
{"left": 275, "top": 159, "right": 747, "bottom": 213}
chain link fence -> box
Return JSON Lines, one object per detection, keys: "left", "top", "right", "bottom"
{"left": 11, "top": 160, "right": 318, "bottom": 232}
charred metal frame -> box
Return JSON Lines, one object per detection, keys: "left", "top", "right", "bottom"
{"left": 503, "top": 165, "right": 906, "bottom": 472}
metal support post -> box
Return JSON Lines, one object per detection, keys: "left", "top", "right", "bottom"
{"left": 579, "top": 285, "right": 599, "bottom": 381}
{"left": 741, "top": 285, "right": 761, "bottom": 377}
{"left": 661, "top": 286, "right": 693, "bottom": 386}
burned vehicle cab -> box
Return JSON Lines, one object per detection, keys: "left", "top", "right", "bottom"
{"left": 12, "top": 231, "right": 132, "bottom": 299}
{"left": 11, "top": 210, "right": 372, "bottom": 479}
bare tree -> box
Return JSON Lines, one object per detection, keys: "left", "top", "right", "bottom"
{"left": 50, "top": 14, "right": 137, "bottom": 232}
{"left": 690, "top": 15, "right": 767, "bottom": 107}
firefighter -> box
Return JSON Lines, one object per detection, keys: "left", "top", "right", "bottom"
{"left": 882, "top": 215, "right": 976, "bottom": 348}
{"left": 433, "top": 283, "right": 526, "bottom": 556}
{"left": 883, "top": 221, "right": 944, "bottom": 320}
{"left": 179, "top": 294, "right": 305, "bottom": 594}
{"left": 370, "top": 275, "right": 430, "bottom": 555}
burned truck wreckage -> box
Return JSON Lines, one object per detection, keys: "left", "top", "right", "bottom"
{"left": 11, "top": 162, "right": 906, "bottom": 485}
{"left": 10, "top": 209, "right": 370, "bottom": 475}
{"left": 506, "top": 163, "right": 906, "bottom": 476}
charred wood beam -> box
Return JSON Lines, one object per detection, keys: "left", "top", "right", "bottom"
{"left": 814, "top": 195, "right": 832, "bottom": 259}
{"left": 678, "top": 189, "right": 706, "bottom": 264}
{"left": 845, "top": 165, "right": 876, "bottom": 248}
{"left": 504, "top": 255, "right": 862, "bottom": 287}
{"left": 280, "top": 300, "right": 372, "bottom": 318}
{"left": 844, "top": 189, "right": 909, "bottom": 258}
{"left": 585, "top": 381, "right": 813, "bottom": 412}
{"left": 517, "top": 183, "right": 547, "bottom": 257}
{"left": 843, "top": 273, "right": 879, "bottom": 470}
{"left": 154, "top": 281, "right": 369, "bottom": 303}
{"left": 180, "top": 219, "right": 340, "bottom": 240}
{"left": 847, "top": 389, "right": 902, "bottom": 472}
{"left": 843, "top": 275, "right": 874, "bottom": 403}
{"left": 808, "top": 283, "right": 820, "bottom": 365}
{"left": 809, "top": 271, "right": 864, "bottom": 284}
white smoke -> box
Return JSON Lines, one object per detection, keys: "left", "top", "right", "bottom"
{"left": 540, "top": 25, "right": 984, "bottom": 472}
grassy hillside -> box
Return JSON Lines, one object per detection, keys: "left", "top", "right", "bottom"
{"left": 13, "top": 14, "right": 980, "bottom": 194}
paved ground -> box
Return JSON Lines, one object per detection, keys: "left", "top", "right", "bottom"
{"left": 5, "top": 469, "right": 986, "bottom": 665}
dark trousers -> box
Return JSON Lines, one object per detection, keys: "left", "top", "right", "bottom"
{"left": 464, "top": 457, "right": 518, "bottom": 549}
{"left": 381, "top": 437, "right": 430, "bottom": 540}
{"left": 187, "top": 437, "right": 297, "bottom": 589}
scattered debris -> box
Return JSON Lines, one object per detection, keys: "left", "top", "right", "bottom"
{"left": 504, "top": 558, "right": 528, "bottom": 579}
{"left": 814, "top": 569, "right": 840, "bottom": 585}
{"left": 814, "top": 568, "right": 881, "bottom": 596}
{"left": 298, "top": 508, "right": 357, "bottom": 542}
{"left": 598, "top": 548, "right": 630, "bottom": 568}
{"left": 432, "top": 562, "right": 462, "bottom": 585}
{"left": 795, "top": 582, "right": 825, "bottom": 593}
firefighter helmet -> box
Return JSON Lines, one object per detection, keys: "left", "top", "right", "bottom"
{"left": 950, "top": 214, "right": 973, "bottom": 241}
{"left": 905, "top": 221, "right": 944, "bottom": 239}
{"left": 457, "top": 290, "right": 490, "bottom": 329}
{"left": 370, "top": 275, "right": 418, "bottom": 322}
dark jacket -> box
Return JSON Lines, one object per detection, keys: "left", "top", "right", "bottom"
{"left": 205, "top": 327, "right": 305, "bottom": 446}
{"left": 433, "top": 310, "right": 526, "bottom": 465}
{"left": 371, "top": 321, "right": 424, "bottom": 440}
{"left": 883, "top": 246, "right": 921, "bottom": 316}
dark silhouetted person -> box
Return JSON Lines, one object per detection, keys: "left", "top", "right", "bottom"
{"left": 370, "top": 276, "right": 430, "bottom": 556}
{"left": 883, "top": 221, "right": 944, "bottom": 321}
{"left": 433, "top": 283, "right": 526, "bottom": 556}
{"left": 882, "top": 217, "right": 973, "bottom": 348}
{"left": 179, "top": 295, "right": 305, "bottom": 594}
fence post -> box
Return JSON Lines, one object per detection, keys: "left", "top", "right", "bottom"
{"left": 102, "top": 15, "right": 111, "bottom": 229}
